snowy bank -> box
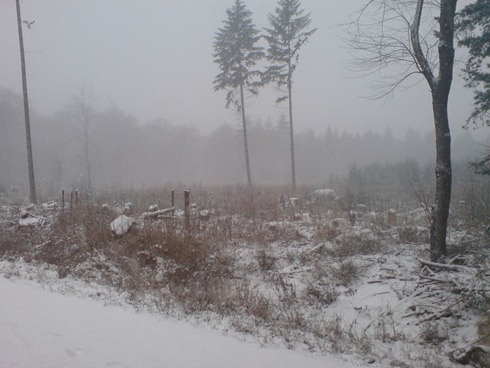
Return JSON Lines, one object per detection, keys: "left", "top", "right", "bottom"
{"left": 0, "top": 276, "right": 363, "bottom": 368}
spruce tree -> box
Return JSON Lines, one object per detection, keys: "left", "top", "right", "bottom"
{"left": 213, "top": 0, "right": 264, "bottom": 191}
{"left": 263, "top": 0, "right": 316, "bottom": 191}
{"left": 457, "top": 1, "right": 489, "bottom": 175}
{"left": 457, "top": 0, "right": 490, "bottom": 127}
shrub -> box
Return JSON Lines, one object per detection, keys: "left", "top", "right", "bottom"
{"left": 329, "top": 259, "right": 358, "bottom": 286}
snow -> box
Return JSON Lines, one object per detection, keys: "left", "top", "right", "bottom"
{"left": 0, "top": 276, "right": 364, "bottom": 368}
{"left": 1, "top": 200, "right": 487, "bottom": 367}
{"left": 18, "top": 211, "right": 44, "bottom": 226}
{"left": 312, "top": 188, "right": 336, "bottom": 198}
{"left": 110, "top": 215, "right": 134, "bottom": 235}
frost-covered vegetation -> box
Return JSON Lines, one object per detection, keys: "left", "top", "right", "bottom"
{"left": 1, "top": 177, "right": 489, "bottom": 367}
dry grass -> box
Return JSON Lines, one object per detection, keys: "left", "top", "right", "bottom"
{"left": 1, "top": 183, "right": 489, "bottom": 365}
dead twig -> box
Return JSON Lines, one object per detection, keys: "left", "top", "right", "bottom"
{"left": 418, "top": 258, "right": 472, "bottom": 272}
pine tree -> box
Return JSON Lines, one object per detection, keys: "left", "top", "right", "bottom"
{"left": 263, "top": 0, "right": 316, "bottom": 192}
{"left": 457, "top": 1, "right": 489, "bottom": 176}
{"left": 457, "top": 0, "right": 490, "bottom": 127}
{"left": 213, "top": 0, "right": 264, "bottom": 191}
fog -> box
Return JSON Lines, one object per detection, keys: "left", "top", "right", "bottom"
{"left": 0, "top": 0, "right": 486, "bottom": 196}
{"left": 0, "top": 87, "right": 484, "bottom": 195}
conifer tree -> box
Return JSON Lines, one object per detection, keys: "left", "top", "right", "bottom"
{"left": 213, "top": 0, "right": 264, "bottom": 191}
{"left": 457, "top": 0, "right": 490, "bottom": 127}
{"left": 263, "top": 0, "right": 316, "bottom": 191}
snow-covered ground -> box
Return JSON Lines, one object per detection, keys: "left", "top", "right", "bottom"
{"left": 1, "top": 199, "right": 488, "bottom": 367}
{"left": 0, "top": 275, "right": 363, "bottom": 368}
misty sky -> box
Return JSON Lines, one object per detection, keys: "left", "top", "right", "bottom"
{"left": 1, "top": 0, "right": 474, "bottom": 138}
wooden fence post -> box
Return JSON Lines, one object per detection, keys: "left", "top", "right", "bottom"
{"left": 171, "top": 190, "right": 175, "bottom": 216}
{"left": 61, "top": 189, "right": 65, "bottom": 212}
{"left": 184, "top": 190, "right": 190, "bottom": 231}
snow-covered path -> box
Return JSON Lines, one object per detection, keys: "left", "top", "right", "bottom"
{"left": 0, "top": 277, "right": 364, "bottom": 368}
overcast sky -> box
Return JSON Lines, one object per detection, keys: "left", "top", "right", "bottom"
{"left": 1, "top": 0, "right": 474, "bottom": 138}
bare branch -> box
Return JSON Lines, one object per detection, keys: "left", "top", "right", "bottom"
{"left": 411, "top": 0, "right": 435, "bottom": 88}
{"left": 346, "top": 0, "right": 440, "bottom": 99}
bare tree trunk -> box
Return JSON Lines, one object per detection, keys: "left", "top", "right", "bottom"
{"left": 239, "top": 82, "right": 253, "bottom": 191}
{"left": 431, "top": 94, "right": 452, "bottom": 261}
{"left": 288, "top": 70, "right": 296, "bottom": 192}
{"left": 287, "top": 35, "right": 297, "bottom": 193}
{"left": 411, "top": 0, "right": 456, "bottom": 261}
{"left": 83, "top": 106, "right": 92, "bottom": 191}
{"left": 16, "top": 0, "right": 37, "bottom": 204}
{"left": 429, "top": 0, "right": 456, "bottom": 261}
{"left": 239, "top": 82, "right": 255, "bottom": 222}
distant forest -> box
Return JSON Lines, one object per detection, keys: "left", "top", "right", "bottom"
{"left": 0, "top": 87, "right": 487, "bottom": 197}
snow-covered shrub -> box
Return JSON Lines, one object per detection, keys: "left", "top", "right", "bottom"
{"left": 256, "top": 248, "right": 276, "bottom": 272}
{"left": 396, "top": 225, "right": 429, "bottom": 244}
{"left": 305, "top": 283, "right": 338, "bottom": 306}
{"left": 329, "top": 259, "right": 358, "bottom": 286}
{"left": 329, "top": 232, "right": 382, "bottom": 257}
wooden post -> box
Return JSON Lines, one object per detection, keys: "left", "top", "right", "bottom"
{"left": 70, "top": 190, "right": 74, "bottom": 210}
{"left": 61, "top": 189, "right": 65, "bottom": 212}
{"left": 75, "top": 190, "right": 79, "bottom": 207}
{"left": 387, "top": 209, "right": 397, "bottom": 226}
{"left": 184, "top": 190, "right": 190, "bottom": 231}
{"left": 171, "top": 190, "right": 175, "bottom": 216}
{"left": 280, "top": 193, "right": 286, "bottom": 210}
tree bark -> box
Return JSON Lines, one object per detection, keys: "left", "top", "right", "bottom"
{"left": 82, "top": 103, "right": 92, "bottom": 191}
{"left": 287, "top": 29, "right": 297, "bottom": 193}
{"left": 239, "top": 82, "right": 253, "bottom": 191}
{"left": 288, "top": 63, "right": 296, "bottom": 192}
{"left": 430, "top": 89, "right": 452, "bottom": 261}
{"left": 428, "top": 0, "right": 457, "bottom": 261}
{"left": 16, "top": 0, "right": 37, "bottom": 204}
{"left": 411, "top": 0, "right": 456, "bottom": 261}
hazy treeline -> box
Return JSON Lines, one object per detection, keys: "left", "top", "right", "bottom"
{"left": 0, "top": 87, "right": 486, "bottom": 198}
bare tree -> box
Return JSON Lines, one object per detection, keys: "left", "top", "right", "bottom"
{"left": 16, "top": 0, "right": 37, "bottom": 204}
{"left": 349, "top": 0, "right": 458, "bottom": 261}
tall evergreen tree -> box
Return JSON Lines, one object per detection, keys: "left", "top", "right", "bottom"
{"left": 457, "top": 1, "right": 489, "bottom": 176}
{"left": 263, "top": 0, "right": 316, "bottom": 191}
{"left": 457, "top": 0, "right": 490, "bottom": 127}
{"left": 213, "top": 0, "right": 264, "bottom": 191}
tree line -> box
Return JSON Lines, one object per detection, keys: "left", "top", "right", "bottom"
{"left": 0, "top": 86, "right": 483, "bottom": 198}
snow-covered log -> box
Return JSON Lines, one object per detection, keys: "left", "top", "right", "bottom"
{"left": 142, "top": 207, "right": 174, "bottom": 220}
{"left": 18, "top": 211, "right": 44, "bottom": 226}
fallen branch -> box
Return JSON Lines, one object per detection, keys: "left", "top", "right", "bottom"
{"left": 142, "top": 207, "right": 175, "bottom": 219}
{"left": 419, "top": 274, "right": 459, "bottom": 286}
{"left": 417, "top": 258, "right": 471, "bottom": 272}
{"left": 419, "top": 297, "right": 465, "bottom": 322}
{"left": 453, "top": 343, "right": 490, "bottom": 365}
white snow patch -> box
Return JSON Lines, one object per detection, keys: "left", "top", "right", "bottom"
{"left": 0, "top": 276, "right": 362, "bottom": 368}
{"left": 110, "top": 215, "right": 134, "bottom": 235}
{"left": 313, "top": 188, "right": 336, "bottom": 198}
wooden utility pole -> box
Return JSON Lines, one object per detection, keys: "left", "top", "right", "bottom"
{"left": 16, "top": 0, "right": 37, "bottom": 204}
